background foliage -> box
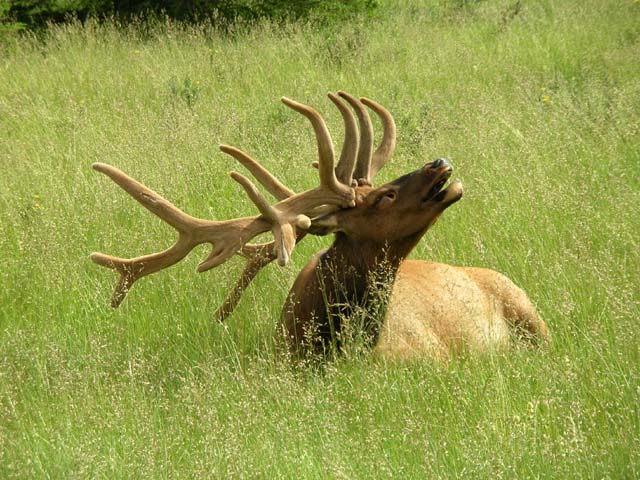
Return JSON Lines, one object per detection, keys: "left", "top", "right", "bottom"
{"left": 1, "top": 0, "right": 639, "bottom": 477}
{"left": 1, "top": 0, "right": 377, "bottom": 32}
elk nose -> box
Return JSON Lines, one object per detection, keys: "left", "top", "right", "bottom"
{"left": 431, "top": 158, "right": 451, "bottom": 169}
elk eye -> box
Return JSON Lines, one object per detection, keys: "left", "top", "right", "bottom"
{"left": 375, "top": 191, "right": 396, "bottom": 210}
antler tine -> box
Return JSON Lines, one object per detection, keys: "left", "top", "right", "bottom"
{"left": 281, "top": 97, "right": 334, "bottom": 171}
{"left": 220, "top": 144, "right": 294, "bottom": 201}
{"left": 91, "top": 162, "right": 200, "bottom": 232}
{"left": 338, "top": 91, "right": 374, "bottom": 186}
{"left": 361, "top": 97, "right": 397, "bottom": 179}
{"left": 328, "top": 92, "right": 359, "bottom": 187}
{"left": 230, "top": 171, "right": 286, "bottom": 223}
{"left": 91, "top": 237, "right": 196, "bottom": 308}
{"left": 213, "top": 243, "right": 276, "bottom": 322}
{"left": 281, "top": 97, "right": 355, "bottom": 207}
{"left": 213, "top": 234, "right": 305, "bottom": 322}
{"left": 230, "top": 171, "right": 310, "bottom": 266}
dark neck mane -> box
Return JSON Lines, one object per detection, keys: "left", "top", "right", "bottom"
{"left": 282, "top": 231, "right": 424, "bottom": 355}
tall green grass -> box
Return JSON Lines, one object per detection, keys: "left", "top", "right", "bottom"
{"left": 1, "top": 0, "right": 639, "bottom": 477}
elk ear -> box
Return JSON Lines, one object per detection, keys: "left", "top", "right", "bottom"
{"left": 373, "top": 191, "right": 397, "bottom": 210}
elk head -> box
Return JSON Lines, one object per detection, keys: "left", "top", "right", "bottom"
{"left": 90, "top": 92, "right": 462, "bottom": 321}
{"left": 311, "top": 159, "right": 463, "bottom": 254}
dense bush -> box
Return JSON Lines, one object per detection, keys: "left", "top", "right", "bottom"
{"left": 0, "top": 0, "right": 378, "bottom": 32}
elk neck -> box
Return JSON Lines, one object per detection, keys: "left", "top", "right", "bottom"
{"left": 282, "top": 229, "right": 425, "bottom": 354}
{"left": 318, "top": 228, "right": 428, "bottom": 302}
{"left": 323, "top": 231, "right": 411, "bottom": 275}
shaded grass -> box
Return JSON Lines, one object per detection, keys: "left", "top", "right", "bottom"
{"left": 1, "top": 0, "right": 639, "bottom": 477}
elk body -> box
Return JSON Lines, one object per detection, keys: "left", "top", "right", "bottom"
{"left": 91, "top": 92, "right": 549, "bottom": 361}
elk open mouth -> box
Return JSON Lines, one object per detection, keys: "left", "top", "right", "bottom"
{"left": 422, "top": 170, "right": 452, "bottom": 203}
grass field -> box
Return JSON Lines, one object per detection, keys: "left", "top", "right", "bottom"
{"left": 1, "top": 0, "right": 639, "bottom": 477}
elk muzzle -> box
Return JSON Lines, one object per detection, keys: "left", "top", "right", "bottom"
{"left": 420, "top": 158, "right": 463, "bottom": 207}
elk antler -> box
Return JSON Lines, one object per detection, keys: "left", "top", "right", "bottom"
{"left": 337, "top": 91, "right": 396, "bottom": 186}
{"left": 311, "top": 92, "right": 397, "bottom": 187}
{"left": 91, "top": 92, "right": 396, "bottom": 317}
{"left": 90, "top": 162, "right": 268, "bottom": 307}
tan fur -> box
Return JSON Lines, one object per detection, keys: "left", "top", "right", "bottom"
{"left": 375, "top": 261, "right": 549, "bottom": 361}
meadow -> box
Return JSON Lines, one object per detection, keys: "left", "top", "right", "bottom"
{"left": 1, "top": 0, "right": 639, "bottom": 477}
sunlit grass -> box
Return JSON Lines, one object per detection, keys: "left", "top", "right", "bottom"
{"left": 1, "top": 0, "right": 639, "bottom": 477}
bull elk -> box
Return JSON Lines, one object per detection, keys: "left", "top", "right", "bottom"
{"left": 90, "top": 92, "right": 549, "bottom": 361}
